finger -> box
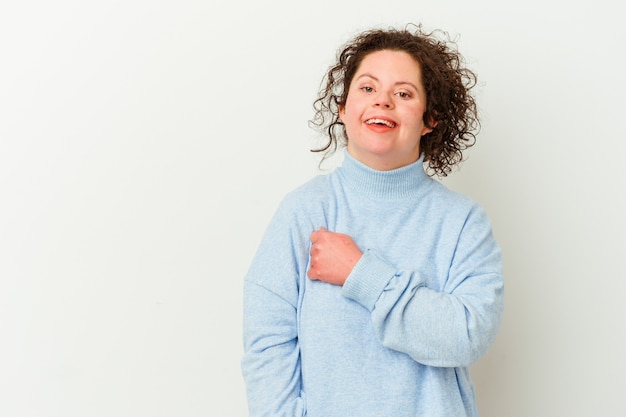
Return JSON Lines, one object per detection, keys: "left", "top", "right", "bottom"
{"left": 310, "top": 227, "right": 327, "bottom": 242}
{"left": 306, "top": 267, "right": 318, "bottom": 280}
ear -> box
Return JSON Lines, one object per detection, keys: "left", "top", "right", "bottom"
{"left": 338, "top": 104, "right": 345, "bottom": 123}
{"left": 421, "top": 117, "right": 438, "bottom": 136}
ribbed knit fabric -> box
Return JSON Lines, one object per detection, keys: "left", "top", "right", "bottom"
{"left": 242, "top": 151, "right": 504, "bottom": 417}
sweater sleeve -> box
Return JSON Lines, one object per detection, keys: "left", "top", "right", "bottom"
{"left": 341, "top": 204, "right": 504, "bottom": 368}
{"left": 241, "top": 198, "right": 308, "bottom": 417}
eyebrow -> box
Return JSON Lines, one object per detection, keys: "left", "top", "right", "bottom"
{"left": 355, "top": 73, "right": 420, "bottom": 91}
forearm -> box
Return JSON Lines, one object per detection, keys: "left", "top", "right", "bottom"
{"left": 242, "top": 280, "right": 306, "bottom": 417}
{"left": 342, "top": 249, "right": 503, "bottom": 367}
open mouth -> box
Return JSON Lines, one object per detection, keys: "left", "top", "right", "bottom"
{"left": 365, "top": 118, "right": 396, "bottom": 128}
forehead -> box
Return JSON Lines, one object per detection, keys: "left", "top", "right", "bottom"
{"left": 355, "top": 49, "right": 422, "bottom": 80}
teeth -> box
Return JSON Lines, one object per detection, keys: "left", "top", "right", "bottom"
{"left": 366, "top": 118, "right": 396, "bottom": 128}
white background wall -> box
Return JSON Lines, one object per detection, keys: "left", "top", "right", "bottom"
{"left": 1, "top": 1, "right": 624, "bottom": 416}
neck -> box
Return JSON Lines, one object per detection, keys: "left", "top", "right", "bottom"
{"left": 338, "top": 150, "right": 430, "bottom": 199}
{"left": 345, "top": 148, "right": 421, "bottom": 171}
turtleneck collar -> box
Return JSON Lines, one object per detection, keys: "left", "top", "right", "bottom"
{"left": 336, "top": 150, "right": 431, "bottom": 199}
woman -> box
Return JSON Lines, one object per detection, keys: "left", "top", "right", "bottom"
{"left": 242, "top": 25, "right": 504, "bottom": 417}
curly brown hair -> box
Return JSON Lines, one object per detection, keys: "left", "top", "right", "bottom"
{"left": 309, "top": 24, "right": 480, "bottom": 177}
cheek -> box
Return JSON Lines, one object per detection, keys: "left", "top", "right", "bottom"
{"left": 340, "top": 104, "right": 359, "bottom": 128}
{"left": 406, "top": 106, "right": 428, "bottom": 128}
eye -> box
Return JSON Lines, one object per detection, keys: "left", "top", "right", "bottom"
{"left": 396, "top": 91, "right": 412, "bottom": 99}
{"left": 360, "top": 86, "right": 374, "bottom": 93}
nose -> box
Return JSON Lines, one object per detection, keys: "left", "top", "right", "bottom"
{"left": 374, "top": 91, "right": 393, "bottom": 108}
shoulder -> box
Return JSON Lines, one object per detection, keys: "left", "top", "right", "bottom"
{"left": 278, "top": 173, "right": 333, "bottom": 210}
{"left": 424, "top": 180, "right": 495, "bottom": 236}
{"left": 271, "top": 173, "right": 333, "bottom": 224}
{"left": 428, "top": 179, "right": 481, "bottom": 212}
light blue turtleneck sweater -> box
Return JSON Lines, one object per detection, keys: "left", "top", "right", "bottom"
{"left": 242, "top": 151, "right": 503, "bottom": 417}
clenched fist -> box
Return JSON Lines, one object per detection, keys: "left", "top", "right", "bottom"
{"left": 307, "top": 227, "right": 363, "bottom": 286}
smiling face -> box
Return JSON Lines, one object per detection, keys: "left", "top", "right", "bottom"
{"left": 339, "top": 49, "right": 433, "bottom": 171}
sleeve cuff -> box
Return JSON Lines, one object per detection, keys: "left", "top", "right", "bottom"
{"left": 342, "top": 249, "right": 397, "bottom": 311}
